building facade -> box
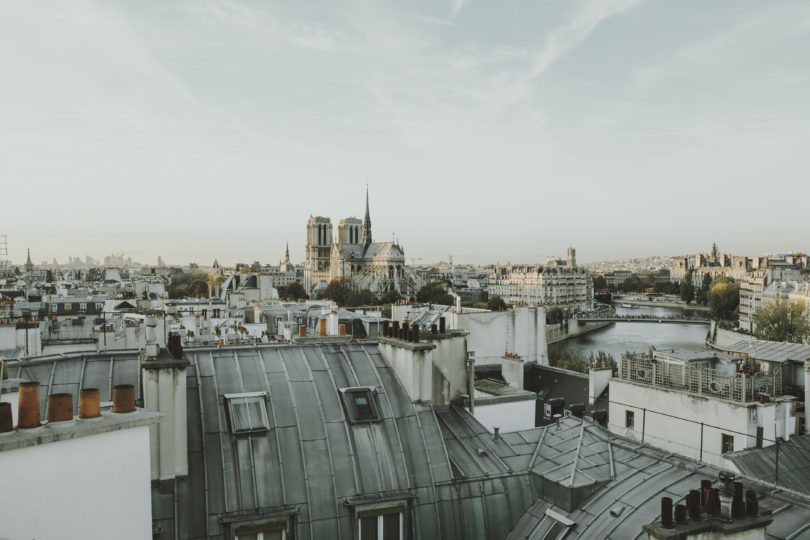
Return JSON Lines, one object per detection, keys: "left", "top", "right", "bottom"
{"left": 488, "top": 248, "right": 594, "bottom": 312}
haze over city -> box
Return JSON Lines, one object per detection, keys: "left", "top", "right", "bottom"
{"left": 3, "top": 0, "right": 809, "bottom": 265}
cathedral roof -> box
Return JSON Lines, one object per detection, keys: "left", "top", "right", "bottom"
{"left": 337, "top": 242, "right": 404, "bottom": 262}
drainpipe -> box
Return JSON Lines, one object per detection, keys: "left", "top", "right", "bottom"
{"left": 805, "top": 361, "right": 810, "bottom": 434}
{"left": 467, "top": 351, "right": 476, "bottom": 414}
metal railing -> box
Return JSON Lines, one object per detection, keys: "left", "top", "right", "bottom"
{"left": 618, "top": 355, "right": 781, "bottom": 403}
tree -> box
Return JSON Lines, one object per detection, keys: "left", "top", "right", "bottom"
{"left": 378, "top": 290, "right": 402, "bottom": 304}
{"left": 696, "top": 274, "right": 712, "bottom": 306}
{"left": 279, "top": 281, "right": 308, "bottom": 300}
{"left": 546, "top": 307, "right": 564, "bottom": 325}
{"left": 752, "top": 300, "right": 810, "bottom": 343}
{"left": 680, "top": 271, "right": 695, "bottom": 305}
{"left": 707, "top": 277, "right": 740, "bottom": 320}
{"left": 417, "top": 280, "right": 455, "bottom": 305}
{"left": 592, "top": 274, "right": 607, "bottom": 290}
{"left": 487, "top": 296, "right": 507, "bottom": 311}
{"left": 319, "top": 279, "right": 351, "bottom": 305}
{"left": 346, "top": 289, "right": 377, "bottom": 307}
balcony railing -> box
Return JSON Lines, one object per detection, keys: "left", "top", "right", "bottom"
{"left": 618, "top": 355, "right": 781, "bottom": 403}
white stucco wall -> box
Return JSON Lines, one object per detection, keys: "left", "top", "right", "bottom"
{"left": 0, "top": 425, "right": 153, "bottom": 540}
{"left": 473, "top": 399, "right": 535, "bottom": 433}
{"left": 609, "top": 379, "right": 795, "bottom": 469}
{"left": 450, "top": 306, "right": 547, "bottom": 366}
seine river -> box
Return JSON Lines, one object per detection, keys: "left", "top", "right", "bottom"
{"left": 558, "top": 305, "right": 712, "bottom": 361}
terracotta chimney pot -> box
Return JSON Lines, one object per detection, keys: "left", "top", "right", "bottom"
{"left": 0, "top": 402, "right": 12, "bottom": 433}
{"left": 112, "top": 384, "right": 135, "bottom": 413}
{"left": 79, "top": 388, "right": 101, "bottom": 419}
{"left": 47, "top": 393, "right": 74, "bottom": 423}
{"left": 17, "top": 382, "right": 41, "bottom": 429}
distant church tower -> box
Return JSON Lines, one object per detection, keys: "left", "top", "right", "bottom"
{"left": 363, "top": 187, "right": 372, "bottom": 250}
{"left": 567, "top": 247, "right": 576, "bottom": 268}
{"left": 283, "top": 242, "right": 291, "bottom": 266}
{"left": 304, "top": 216, "right": 333, "bottom": 294}
{"left": 25, "top": 248, "right": 34, "bottom": 273}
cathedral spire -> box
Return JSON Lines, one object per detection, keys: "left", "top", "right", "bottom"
{"left": 284, "top": 241, "right": 291, "bottom": 265}
{"left": 25, "top": 248, "right": 34, "bottom": 273}
{"left": 363, "top": 186, "right": 372, "bottom": 247}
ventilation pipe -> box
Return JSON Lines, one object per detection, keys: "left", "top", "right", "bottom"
{"left": 466, "top": 351, "right": 476, "bottom": 414}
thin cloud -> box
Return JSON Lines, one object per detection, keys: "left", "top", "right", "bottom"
{"left": 524, "top": 0, "right": 640, "bottom": 82}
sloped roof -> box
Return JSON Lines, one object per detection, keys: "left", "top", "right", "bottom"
{"left": 726, "top": 434, "right": 810, "bottom": 496}
{"left": 722, "top": 338, "right": 810, "bottom": 363}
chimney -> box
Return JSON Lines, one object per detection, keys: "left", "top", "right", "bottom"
{"left": 318, "top": 318, "right": 327, "bottom": 336}
{"left": 113, "top": 384, "right": 135, "bottom": 413}
{"left": 439, "top": 317, "right": 446, "bottom": 333}
{"left": 79, "top": 388, "right": 100, "bottom": 419}
{"left": 17, "top": 381, "right": 41, "bottom": 429}
{"left": 46, "top": 393, "right": 73, "bottom": 422}
{"left": 145, "top": 316, "right": 159, "bottom": 359}
{"left": 298, "top": 325, "right": 306, "bottom": 337}
{"left": 0, "top": 402, "right": 12, "bottom": 433}
{"left": 338, "top": 323, "right": 347, "bottom": 336}
{"left": 661, "top": 497, "right": 674, "bottom": 529}
{"left": 142, "top": 339, "right": 190, "bottom": 482}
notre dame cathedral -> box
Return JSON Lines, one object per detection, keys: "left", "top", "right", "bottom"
{"left": 303, "top": 190, "right": 423, "bottom": 298}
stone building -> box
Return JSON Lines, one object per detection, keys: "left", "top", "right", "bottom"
{"left": 488, "top": 248, "right": 594, "bottom": 312}
{"left": 303, "top": 190, "right": 422, "bottom": 299}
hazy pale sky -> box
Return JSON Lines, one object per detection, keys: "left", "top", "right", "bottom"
{"left": 2, "top": 1, "right": 809, "bottom": 266}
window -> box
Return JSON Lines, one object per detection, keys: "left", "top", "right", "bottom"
{"left": 358, "top": 506, "right": 403, "bottom": 540}
{"left": 80, "top": 303, "right": 87, "bottom": 313}
{"left": 64, "top": 304, "right": 71, "bottom": 311}
{"left": 625, "top": 410, "right": 634, "bottom": 429}
{"left": 721, "top": 434, "right": 734, "bottom": 454}
{"left": 341, "top": 388, "right": 381, "bottom": 423}
{"left": 226, "top": 392, "right": 270, "bottom": 434}
{"left": 234, "top": 522, "right": 286, "bottom": 540}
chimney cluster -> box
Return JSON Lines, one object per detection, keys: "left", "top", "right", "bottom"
{"left": 651, "top": 474, "right": 765, "bottom": 539}
{"left": 505, "top": 352, "right": 521, "bottom": 360}
{"left": 0, "top": 382, "right": 136, "bottom": 434}
{"left": 381, "top": 320, "right": 423, "bottom": 342}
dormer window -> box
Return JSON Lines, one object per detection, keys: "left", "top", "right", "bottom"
{"left": 340, "top": 387, "right": 381, "bottom": 423}
{"left": 226, "top": 392, "right": 270, "bottom": 434}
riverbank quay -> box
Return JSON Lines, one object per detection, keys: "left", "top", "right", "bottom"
{"left": 612, "top": 294, "right": 710, "bottom": 312}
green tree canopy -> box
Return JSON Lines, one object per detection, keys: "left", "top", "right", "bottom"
{"left": 546, "top": 307, "right": 564, "bottom": 325}
{"left": 487, "top": 296, "right": 507, "bottom": 311}
{"left": 346, "top": 289, "right": 377, "bottom": 307}
{"left": 417, "top": 280, "right": 455, "bottom": 305}
{"left": 592, "top": 274, "right": 607, "bottom": 290}
{"left": 279, "top": 281, "right": 308, "bottom": 300}
{"left": 680, "top": 271, "right": 695, "bottom": 305}
{"left": 707, "top": 277, "right": 740, "bottom": 320}
{"left": 752, "top": 300, "right": 810, "bottom": 343}
{"left": 319, "top": 279, "right": 351, "bottom": 305}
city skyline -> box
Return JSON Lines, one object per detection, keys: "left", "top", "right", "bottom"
{"left": 3, "top": 1, "right": 809, "bottom": 264}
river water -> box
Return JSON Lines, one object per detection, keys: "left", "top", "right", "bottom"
{"left": 558, "top": 305, "right": 712, "bottom": 361}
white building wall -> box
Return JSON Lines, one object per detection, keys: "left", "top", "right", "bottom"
{"left": 473, "top": 399, "right": 535, "bottom": 433}
{"left": 609, "top": 379, "right": 761, "bottom": 469}
{"left": 449, "top": 307, "right": 548, "bottom": 366}
{"left": 0, "top": 426, "right": 153, "bottom": 540}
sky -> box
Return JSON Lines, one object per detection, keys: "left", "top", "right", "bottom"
{"left": 2, "top": 0, "right": 809, "bottom": 266}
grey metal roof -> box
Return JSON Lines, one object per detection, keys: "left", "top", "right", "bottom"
{"left": 722, "top": 339, "right": 810, "bottom": 363}
{"left": 503, "top": 418, "right": 810, "bottom": 540}
{"left": 726, "top": 434, "right": 810, "bottom": 497}
{"left": 9, "top": 343, "right": 536, "bottom": 540}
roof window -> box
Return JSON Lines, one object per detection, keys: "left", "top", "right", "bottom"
{"left": 341, "top": 387, "right": 381, "bottom": 423}
{"left": 225, "top": 392, "right": 270, "bottom": 434}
